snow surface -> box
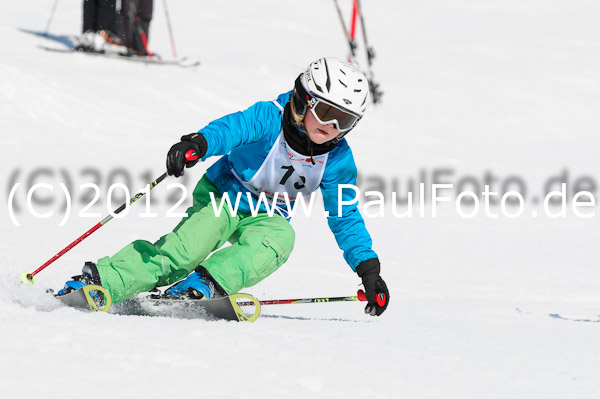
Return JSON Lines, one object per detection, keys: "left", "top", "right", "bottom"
{"left": 2, "top": 0, "right": 600, "bottom": 398}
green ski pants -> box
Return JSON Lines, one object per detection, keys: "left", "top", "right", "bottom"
{"left": 95, "top": 174, "right": 295, "bottom": 303}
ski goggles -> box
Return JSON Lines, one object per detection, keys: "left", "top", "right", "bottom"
{"left": 306, "top": 95, "right": 361, "bottom": 133}
{"left": 295, "top": 75, "right": 361, "bottom": 133}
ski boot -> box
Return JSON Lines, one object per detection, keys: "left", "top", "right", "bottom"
{"left": 57, "top": 262, "right": 106, "bottom": 305}
{"left": 75, "top": 30, "right": 128, "bottom": 54}
{"left": 165, "top": 267, "right": 225, "bottom": 300}
{"left": 97, "top": 30, "right": 129, "bottom": 55}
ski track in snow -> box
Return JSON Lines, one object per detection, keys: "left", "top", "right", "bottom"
{"left": 1, "top": 1, "right": 600, "bottom": 398}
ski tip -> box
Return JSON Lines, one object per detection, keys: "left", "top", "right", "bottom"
{"left": 83, "top": 285, "right": 112, "bottom": 312}
{"left": 229, "top": 293, "right": 261, "bottom": 322}
{"left": 21, "top": 272, "right": 34, "bottom": 285}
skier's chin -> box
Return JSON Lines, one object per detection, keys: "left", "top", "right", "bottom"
{"left": 309, "top": 137, "right": 327, "bottom": 145}
{"left": 308, "top": 130, "right": 331, "bottom": 145}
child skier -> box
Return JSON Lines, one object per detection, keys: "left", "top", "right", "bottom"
{"left": 59, "top": 57, "right": 390, "bottom": 316}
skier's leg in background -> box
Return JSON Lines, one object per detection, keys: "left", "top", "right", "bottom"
{"left": 118, "top": 0, "right": 134, "bottom": 48}
{"left": 118, "top": 0, "right": 152, "bottom": 53}
{"left": 95, "top": 0, "right": 117, "bottom": 33}
{"left": 202, "top": 212, "right": 295, "bottom": 295}
{"left": 82, "top": 0, "right": 98, "bottom": 32}
{"left": 94, "top": 175, "right": 239, "bottom": 303}
{"left": 138, "top": 0, "right": 153, "bottom": 43}
{"left": 80, "top": 0, "right": 118, "bottom": 51}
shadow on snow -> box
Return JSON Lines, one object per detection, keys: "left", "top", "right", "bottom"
{"left": 18, "top": 28, "right": 74, "bottom": 48}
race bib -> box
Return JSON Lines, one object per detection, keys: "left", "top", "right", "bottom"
{"left": 242, "top": 131, "right": 328, "bottom": 205}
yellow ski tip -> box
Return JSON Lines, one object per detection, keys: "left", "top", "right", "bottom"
{"left": 82, "top": 285, "right": 112, "bottom": 312}
{"left": 230, "top": 293, "right": 261, "bottom": 322}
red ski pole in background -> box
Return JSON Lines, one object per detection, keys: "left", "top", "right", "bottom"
{"left": 21, "top": 150, "right": 198, "bottom": 284}
{"left": 333, "top": 0, "right": 357, "bottom": 63}
{"left": 350, "top": 0, "right": 359, "bottom": 44}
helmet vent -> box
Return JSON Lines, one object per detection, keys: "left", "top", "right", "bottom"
{"left": 301, "top": 57, "right": 369, "bottom": 119}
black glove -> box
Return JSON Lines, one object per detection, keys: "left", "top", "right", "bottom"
{"left": 166, "top": 133, "right": 208, "bottom": 177}
{"left": 356, "top": 258, "right": 389, "bottom": 316}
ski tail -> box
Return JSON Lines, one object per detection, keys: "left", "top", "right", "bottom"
{"left": 228, "top": 294, "right": 261, "bottom": 322}
{"left": 56, "top": 285, "right": 112, "bottom": 312}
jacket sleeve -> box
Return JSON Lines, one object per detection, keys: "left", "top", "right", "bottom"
{"left": 198, "top": 100, "right": 281, "bottom": 159}
{"left": 320, "top": 144, "right": 378, "bottom": 271}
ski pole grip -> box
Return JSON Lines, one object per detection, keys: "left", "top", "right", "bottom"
{"left": 357, "top": 289, "right": 367, "bottom": 301}
{"left": 376, "top": 293, "right": 387, "bottom": 307}
{"left": 357, "top": 290, "right": 386, "bottom": 306}
{"left": 185, "top": 149, "right": 198, "bottom": 162}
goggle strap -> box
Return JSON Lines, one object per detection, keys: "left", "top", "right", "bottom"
{"left": 293, "top": 74, "right": 309, "bottom": 116}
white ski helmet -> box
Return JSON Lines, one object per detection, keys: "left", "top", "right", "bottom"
{"left": 292, "top": 57, "right": 370, "bottom": 135}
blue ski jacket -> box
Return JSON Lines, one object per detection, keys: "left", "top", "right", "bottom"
{"left": 199, "top": 91, "right": 377, "bottom": 271}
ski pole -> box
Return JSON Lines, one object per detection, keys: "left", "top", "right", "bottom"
{"left": 237, "top": 290, "right": 386, "bottom": 307}
{"left": 356, "top": 0, "right": 373, "bottom": 67}
{"left": 21, "top": 149, "right": 198, "bottom": 284}
{"left": 162, "top": 0, "right": 178, "bottom": 59}
{"left": 44, "top": 0, "right": 60, "bottom": 36}
{"left": 350, "top": 0, "right": 359, "bottom": 46}
{"left": 332, "top": 0, "right": 356, "bottom": 63}
{"left": 355, "top": 0, "right": 383, "bottom": 103}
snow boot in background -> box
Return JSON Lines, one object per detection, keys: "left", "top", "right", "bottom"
{"left": 74, "top": 29, "right": 98, "bottom": 52}
{"left": 75, "top": 30, "right": 129, "bottom": 55}
{"left": 98, "top": 30, "right": 129, "bottom": 55}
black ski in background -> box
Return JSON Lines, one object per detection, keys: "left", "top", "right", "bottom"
{"left": 39, "top": 45, "right": 200, "bottom": 68}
